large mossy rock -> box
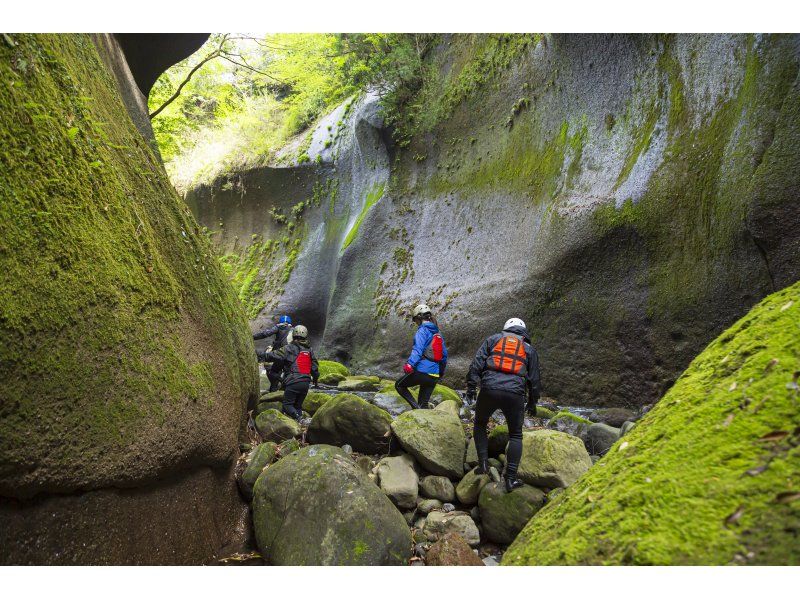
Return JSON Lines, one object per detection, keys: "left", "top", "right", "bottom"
{"left": 455, "top": 468, "right": 490, "bottom": 506}
{"left": 307, "top": 393, "right": 392, "bottom": 454}
{"left": 391, "top": 410, "right": 466, "bottom": 480}
{"left": 318, "top": 360, "right": 349, "bottom": 381}
{"left": 584, "top": 423, "right": 621, "bottom": 456}
{"left": 505, "top": 283, "right": 800, "bottom": 565}
{"left": 302, "top": 391, "right": 333, "bottom": 415}
{"left": 376, "top": 454, "right": 419, "bottom": 509}
{"left": 0, "top": 34, "right": 256, "bottom": 564}
{"left": 516, "top": 430, "right": 592, "bottom": 489}
{"left": 478, "top": 482, "right": 546, "bottom": 544}
{"left": 337, "top": 376, "right": 380, "bottom": 392}
{"left": 238, "top": 442, "right": 277, "bottom": 498}
{"left": 419, "top": 475, "right": 456, "bottom": 502}
{"left": 255, "top": 409, "right": 301, "bottom": 443}
{"left": 252, "top": 445, "right": 411, "bottom": 565}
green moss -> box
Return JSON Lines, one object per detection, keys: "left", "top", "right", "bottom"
{"left": 505, "top": 281, "right": 800, "bottom": 565}
{"left": 341, "top": 182, "right": 385, "bottom": 251}
{"left": 550, "top": 411, "right": 592, "bottom": 426}
{"left": 613, "top": 101, "right": 659, "bottom": 190}
{"left": 0, "top": 35, "right": 256, "bottom": 480}
{"left": 318, "top": 360, "right": 350, "bottom": 379}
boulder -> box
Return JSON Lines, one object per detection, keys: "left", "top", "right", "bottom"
{"left": 376, "top": 454, "right": 419, "bottom": 509}
{"left": 589, "top": 408, "right": 638, "bottom": 428}
{"left": 356, "top": 455, "right": 375, "bottom": 474}
{"left": 255, "top": 400, "right": 283, "bottom": 416}
{"left": 455, "top": 468, "right": 490, "bottom": 506}
{"left": 465, "top": 438, "right": 478, "bottom": 466}
{"left": 434, "top": 400, "right": 460, "bottom": 417}
{"left": 307, "top": 393, "right": 392, "bottom": 454}
{"left": 547, "top": 411, "right": 592, "bottom": 438}
{"left": 255, "top": 409, "right": 301, "bottom": 443}
{"left": 426, "top": 532, "right": 484, "bottom": 566}
{"left": 419, "top": 475, "right": 456, "bottom": 502}
{"left": 278, "top": 438, "right": 301, "bottom": 456}
{"left": 252, "top": 445, "right": 411, "bottom": 565}
{"left": 424, "top": 511, "right": 480, "bottom": 546}
{"left": 584, "top": 423, "right": 621, "bottom": 456}
{"left": 303, "top": 391, "right": 333, "bottom": 415}
{"left": 533, "top": 405, "right": 556, "bottom": 419}
{"left": 517, "top": 429, "right": 592, "bottom": 489}
{"left": 391, "top": 410, "right": 466, "bottom": 480}
{"left": 372, "top": 391, "right": 414, "bottom": 416}
{"left": 429, "top": 385, "right": 463, "bottom": 407}
{"left": 478, "top": 482, "right": 546, "bottom": 544}
{"left": 318, "top": 360, "right": 349, "bottom": 380}
{"left": 620, "top": 420, "right": 636, "bottom": 437}
{"left": 337, "top": 377, "right": 380, "bottom": 391}
{"left": 238, "top": 442, "right": 277, "bottom": 498}
{"left": 488, "top": 426, "right": 509, "bottom": 456}
{"left": 417, "top": 498, "right": 443, "bottom": 514}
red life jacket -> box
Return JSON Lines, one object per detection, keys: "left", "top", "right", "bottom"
{"left": 487, "top": 334, "right": 528, "bottom": 376}
{"left": 294, "top": 350, "right": 312, "bottom": 375}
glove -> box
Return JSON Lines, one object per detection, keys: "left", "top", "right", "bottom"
{"left": 403, "top": 363, "right": 413, "bottom": 374}
{"left": 526, "top": 402, "right": 537, "bottom": 416}
{"left": 465, "top": 387, "right": 477, "bottom": 404}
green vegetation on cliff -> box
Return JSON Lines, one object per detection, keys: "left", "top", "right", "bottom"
{"left": 0, "top": 34, "right": 256, "bottom": 496}
{"left": 505, "top": 281, "right": 800, "bottom": 565}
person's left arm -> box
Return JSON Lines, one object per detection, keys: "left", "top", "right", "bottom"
{"left": 406, "top": 327, "right": 431, "bottom": 370}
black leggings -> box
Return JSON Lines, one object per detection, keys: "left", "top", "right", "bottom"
{"left": 267, "top": 361, "right": 283, "bottom": 392}
{"left": 395, "top": 372, "right": 438, "bottom": 409}
{"left": 282, "top": 381, "right": 310, "bottom": 420}
{"left": 473, "top": 388, "right": 525, "bottom": 478}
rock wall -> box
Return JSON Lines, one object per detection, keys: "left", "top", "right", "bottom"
{"left": 0, "top": 34, "right": 257, "bottom": 563}
{"left": 187, "top": 33, "right": 800, "bottom": 408}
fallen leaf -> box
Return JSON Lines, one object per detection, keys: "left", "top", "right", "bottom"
{"left": 723, "top": 413, "right": 735, "bottom": 427}
{"left": 724, "top": 505, "right": 745, "bottom": 527}
{"left": 758, "top": 430, "right": 789, "bottom": 442}
{"left": 780, "top": 300, "right": 794, "bottom": 312}
{"left": 729, "top": 381, "right": 737, "bottom": 391}
{"left": 774, "top": 492, "right": 800, "bottom": 504}
{"left": 618, "top": 441, "right": 629, "bottom": 452}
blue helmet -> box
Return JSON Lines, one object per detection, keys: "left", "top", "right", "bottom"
{"left": 279, "top": 315, "right": 292, "bottom": 325}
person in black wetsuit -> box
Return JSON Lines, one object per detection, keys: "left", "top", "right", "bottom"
{"left": 259, "top": 324, "right": 319, "bottom": 421}
{"left": 253, "top": 315, "right": 293, "bottom": 392}
{"left": 466, "top": 317, "right": 541, "bottom": 492}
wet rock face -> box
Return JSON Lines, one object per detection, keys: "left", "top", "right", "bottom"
{"left": 188, "top": 34, "right": 800, "bottom": 409}
{"left": 252, "top": 445, "right": 411, "bottom": 565}
{"left": 0, "top": 34, "right": 256, "bottom": 564}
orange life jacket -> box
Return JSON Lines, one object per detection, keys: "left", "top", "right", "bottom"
{"left": 487, "top": 334, "right": 528, "bottom": 376}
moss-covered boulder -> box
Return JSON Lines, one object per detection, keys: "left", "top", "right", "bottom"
{"left": 547, "top": 411, "right": 592, "bottom": 437}
{"left": 430, "top": 385, "right": 463, "bottom": 406}
{"left": 419, "top": 475, "right": 456, "bottom": 502}
{"left": 255, "top": 409, "right": 301, "bottom": 443}
{"left": 534, "top": 406, "right": 556, "bottom": 419}
{"left": 516, "top": 430, "right": 592, "bottom": 489}
{"left": 465, "top": 438, "right": 478, "bottom": 466}
{"left": 252, "top": 445, "right": 411, "bottom": 565}
{"left": 478, "top": 482, "right": 546, "bottom": 544}
{"left": 488, "top": 426, "right": 509, "bottom": 456}
{"left": 307, "top": 393, "right": 392, "bottom": 454}
{"left": 278, "top": 437, "right": 301, "bottom": 457}
{"left": 337, "top": 376, "right": 380, "bottom": 391}
{"left": 0, "top": 34, "right": 256, "bottom": 564}
{"left": 505, "top": 282, "right": 800, "bottom": 565}
{"left": 238, "top": 442, "right": 277, "bottom": 498}
{"left": 455, "top": 468, "right": 490, "bottom": 506}
{"left": 318, "top": 360, "right": 349, "bottom": 380}
{"left": 391, "top": 410, "right": 466, "bottom": 480}
{"left": 434, "top": 399, "right": 461, "bottom": 417}
{"left": 302, "top": 391, "right": 333, "bottom": 415}
{"left": 255, "top": 400, "right": 283, "bottom": 416}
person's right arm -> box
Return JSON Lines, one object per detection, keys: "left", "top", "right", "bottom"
{"left": 466, "top": 337, "right": 491, "bottom": 392}
{"left": 264, "top": 345, "right": 287, "bottom": 364}
{"left": 253, "top": 325, "right": 278, "bottom": 341}
{"left": 526, "top": 346, "right": 542, "bottom": 411}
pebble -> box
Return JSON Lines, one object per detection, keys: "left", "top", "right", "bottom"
{"left": 482, "top": 555, "right": 499, "bottom": 566}
{"left": 442, "top": 503, "right": 456, "bottom": 513}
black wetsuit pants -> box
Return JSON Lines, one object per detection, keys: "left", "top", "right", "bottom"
{"left": 267, "top": 361, "right": 283, "bottom": 392}
{"left": 473, "top": 388, "right": 526, "bottom": 479}
{"left": 395, "top": 371, "right": 438, "bottom": 409}
{"left": 282, "top": 381, "right": 310, "bottom": 420}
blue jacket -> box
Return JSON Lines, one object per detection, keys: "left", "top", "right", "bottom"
{"left": 407, "top": 321, "right": 448, "bottom": 376}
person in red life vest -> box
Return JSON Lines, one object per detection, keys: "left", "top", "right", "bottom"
{"left": 466, "top": 317, "right": 541, "bottom": 492}
{"left": 253, "top": 314, "right": 294, "bottom": 392}
{"left": 395, "top": 304, "right": 448, "bottom": 409}
{"left": 260, "top": 324, "right": 319, "bottom": 421}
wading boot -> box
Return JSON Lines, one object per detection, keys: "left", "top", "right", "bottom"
{"left": 477, "top": 459, "right": 490, "bottom": 475}
{"left": 505, "top": 476, "right": 524, "bottom": 492}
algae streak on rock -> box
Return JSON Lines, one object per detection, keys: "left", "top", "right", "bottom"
{"left": 0, "top": 34, "right": 257, "bottom": 564}
{"left": 186, "top": 34, "right": 800, "bottom": 410}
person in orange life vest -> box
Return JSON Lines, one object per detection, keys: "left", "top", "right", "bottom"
{"left": 466, "top": 317, "right": 541, "bottom": 492}
{"left": 395, "top": 304, "right": 448, "bottom": 409}
{"left": 260, "top": 324, "right": 319, "bottom": 421}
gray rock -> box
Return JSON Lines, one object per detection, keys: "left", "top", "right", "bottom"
{"left": 341, "top": 444, "right": 353, "bottom": 454}
{"left": 585, "top": 422, "right": 621, "bottom": 456}
{"left": 517, "top": 429, "right": 592, "bottom": 489}
{"left": 465, "top": 438, "right": 478, "bottom": 466}
{"left": 372, "top": 391, "right": 413, "bottom": 416}
{"left": 488, "top": 458, "right": 502, "bottom": 471}
{"left": 376, "top": 453, "right": 419, "bottom": 509}
{"left": 483, "top": 555, "right": 500, "bottom": 566}
{"left": 478, "top": 481, "right": 546, "bottom": 544}
{"left": 337, "top": 376, "right": 380, "bottom": 392}
{"left": 307, "top": 393, "right": 392, "bottom": 454}
{"left": 620, "top": 420, "right": 637, "bottom": 437}
{"left": 417, "top": 498, "right": 443, "bottom": 514}
{"left": 434, "top": 400, "right": 460, "bottom": 417}
{"left": 238, "top": 442, "right": 277, "bottom": 498}
{"left": 252, "top": 445, "right": 410, "bottom": 565}
{"left": 442, "top": 503, "right": 456, "bottom": 513}
{"left": 356, "top": 455, "right": 375, "bottom": 473}
{"left": 419, "top": 475, "right": 456, "bottom": 502}
{"left": 470, "top": 506, "right": 481, "bottom": 521}
{"left": 489, "top": 466, "right": 501, "bottom": 483}
{"left": 391, "top": 410, "right": 466, "bottom": 480}
{"left": 589, "top": 407, "right": 638, "bottom": 428}
{"left": 424, "top": 511, "right": 481, "bottom": 546}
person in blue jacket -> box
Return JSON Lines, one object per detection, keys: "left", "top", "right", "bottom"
{"left": 395, "top": 304, "right": 448, "bottom": 409}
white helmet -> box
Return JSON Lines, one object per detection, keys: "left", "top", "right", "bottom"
{"left": 412, "top": 304, "right": 431, "bottom": 318}
{"left": 503, "top": 317, "right": 526, "bottom": 331}
{"left": 292, "top": 324, "right": 308, "bottom": 339}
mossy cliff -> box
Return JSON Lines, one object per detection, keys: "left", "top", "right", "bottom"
{"left": 0, "top": 34, "right": 257, "bottom": 563}
{"left": 187, "top": 34, "right": 799, "bottom": 408}
{"left": 504, "top": 280, "right": 800, "bottom": 565}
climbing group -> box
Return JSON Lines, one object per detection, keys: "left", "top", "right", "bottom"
{"left": 252, "top": 303, "right": 541, "bottom": 494}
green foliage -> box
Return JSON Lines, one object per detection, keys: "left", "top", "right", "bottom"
{"left": 341, "top": 182, "right": 385, "bottom": 251}
{"left": 506, "top": 281, "right": 800, "bottom": 565}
